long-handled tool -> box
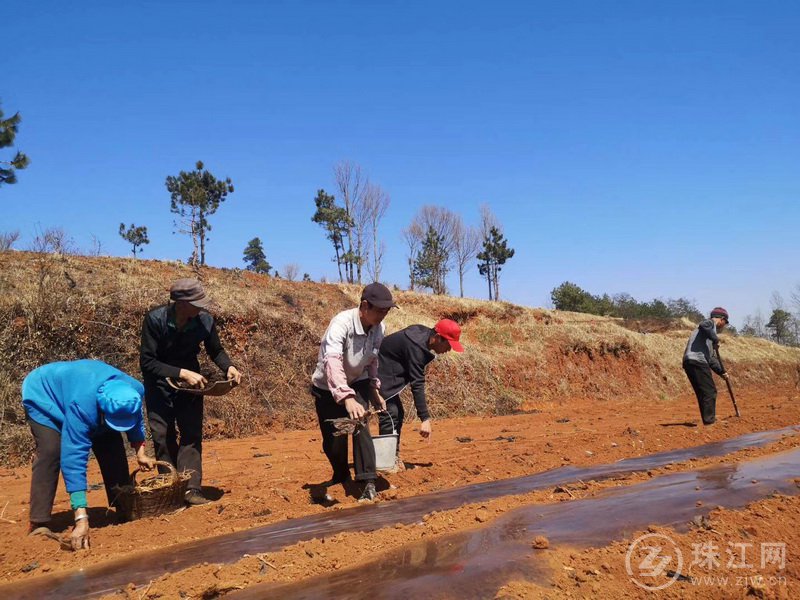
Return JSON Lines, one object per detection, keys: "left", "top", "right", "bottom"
{"left": 715, "top": 345, "right": 740, "bottom": 417}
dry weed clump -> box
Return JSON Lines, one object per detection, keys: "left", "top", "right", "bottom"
{"left": 619, "top": 317, "right": 696, "bottom": 335}
{"left": 203, "top": 310, "right": 321, "bottom": 433}
{"left": 423, "top": 352, "right": 521, "bottom": 417}
{"left": 0, "top": 371, "right": 34, "bottom": 464}
{"left": 561, "top": 339, "right": 633, "bottom": 359}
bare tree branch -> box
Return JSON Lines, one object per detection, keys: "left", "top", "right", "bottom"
{"left": 453, "top": 216, "right": 481, "bottom": 297}
{"left": 282, "top": 263, "right": 300, "bottom": 281}
{"left": 791, "top": 284, "right": 800, "bottom": 315}
{"left": 362, "top": 182, "right": 390, "bottom": 282}
{"left": 771, "top": 291, "right": 786, "bottom": 311}
{"left": 402, "top": 222, "right": 424, "bottom": 291}
{"left": 29, "top": 226, "right": 76, "bottom": 255}
{"left": 408, "top": 206, "right": 459, "bottom": 295}
{"left": 0, "top": 230, "right": 20, "bottom": 252}
{"left": 479, "top": 203, "right": 500, "bottom": 238}
{"left": 334, "top": 160, "right": 366, "bottom": 283}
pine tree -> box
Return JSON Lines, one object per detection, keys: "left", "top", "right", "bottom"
{"left": 550, "top": 281, "right": 595, "bottom": 312}
{"left": 767, "top": 309, "right": 796, "bottom": 346}
{"left": 242, "top": 237, "right": 271, "bottom": 274}
{"left": 0, "top": 103, "right": 30, "bottom": 187}
{"left": 166, "top": 161, "right": 234, "bottom": 266}
{"left": 477, "top": 226, "right": 515, "bottom": 301}
{"left": 413, "top": 226, "right": 449, "bottom": 295}
{"left": 311, "top": 189, "right": 351, "bottom": 282}
{"left": 118, "top": 223, "right": 150, "bottom": 258}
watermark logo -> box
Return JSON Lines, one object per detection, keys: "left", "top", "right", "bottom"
{"left": 626, "top": 535, "right": 787, "bottom": 590}
{"left": 625, "top": 533, "right": 684, "bottom": 590}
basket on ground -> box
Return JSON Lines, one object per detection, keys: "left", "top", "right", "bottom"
{"left": 113, "top": 460, "right": 191, "bottom": 521}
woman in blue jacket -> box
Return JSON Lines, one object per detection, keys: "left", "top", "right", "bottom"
{"left": 22, "top": 359, "right": 155, "bottom": 550}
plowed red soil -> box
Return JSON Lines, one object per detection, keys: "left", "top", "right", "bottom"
{"left": 500, "top": 493, "right": 800, "bottom": 599}
{"left": 1, "top": 384, "right": 798, "bottom": 599}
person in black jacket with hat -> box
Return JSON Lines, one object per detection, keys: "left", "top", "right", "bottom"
{"left": 140, "top": 278, "right": 242, "bottom": 505}
{"left": 683, "top": 307, "right": 731, "bottom": 425}
{"left": 377, "top": 319, "right": 464, "bottom": 470}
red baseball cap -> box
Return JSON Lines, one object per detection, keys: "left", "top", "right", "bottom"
{"left": 434, "top": 319, "right": 464, "bottom": 352}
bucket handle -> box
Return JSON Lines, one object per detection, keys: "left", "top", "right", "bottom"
{"left": 383, "top": 408, "right": 397, "bottom": 435}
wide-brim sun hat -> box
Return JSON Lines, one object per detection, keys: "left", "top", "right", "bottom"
{"left": 170, "top": 278, "right": 213, "bottom": 309}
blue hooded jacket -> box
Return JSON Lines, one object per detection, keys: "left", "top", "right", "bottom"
{"left": 22, "top": 360, "right": 146, "bottom": 494}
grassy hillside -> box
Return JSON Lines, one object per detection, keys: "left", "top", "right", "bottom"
{"left": 1, "top": 251, "right": 798, "bottom": 464}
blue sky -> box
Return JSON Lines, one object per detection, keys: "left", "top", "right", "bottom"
{"left": 3, "top": 1, "right": 799, "bottom": 325}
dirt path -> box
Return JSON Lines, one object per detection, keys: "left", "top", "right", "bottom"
{"left": 0, "top": 385, "right": 797, "bottom": 598}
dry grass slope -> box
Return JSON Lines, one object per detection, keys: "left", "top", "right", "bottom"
{"left": 1, "top": 251, "right": 798, "bottom": 465}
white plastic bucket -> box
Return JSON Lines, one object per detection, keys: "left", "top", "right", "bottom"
{"left": 373, "top": 434, "right": 399, "bottom": 471}
{"left": 373, "top": 411, "right": 398, "bottom": 471}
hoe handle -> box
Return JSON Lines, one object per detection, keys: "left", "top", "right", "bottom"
{"left": 715, "top": 346, "right": 741, "bottom": 417}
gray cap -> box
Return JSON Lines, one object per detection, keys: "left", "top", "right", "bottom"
{"left": 170, "top": 278, "right": 212, "bottom": 309}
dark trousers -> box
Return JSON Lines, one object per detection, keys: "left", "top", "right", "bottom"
{"left": 312, "top": 381, "right": 376, "bottom": 483}
{"left": 28, "top": 420, "right": 130, "bottom": 524}
{"left": 145, "top": 386, "right": 204, "bottom": 490}
{"left": 378, "top": 394, "right": 403, "bottom": 457}
{"left": 684, "top": 361, "right": 717, "bottom": 425}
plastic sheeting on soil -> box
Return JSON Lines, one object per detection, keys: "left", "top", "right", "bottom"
{"left": 1, "top": 426, "right": 797, "bottom": 600}
{"left": 235, "top": 447, "right": 800, "bottom": 599}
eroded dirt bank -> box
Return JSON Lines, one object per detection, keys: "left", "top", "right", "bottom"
{"left": 3, "top": 251, "right": 800, "bottom": 466}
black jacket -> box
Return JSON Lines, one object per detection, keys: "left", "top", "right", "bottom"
{"left": 140, "top": 304, "right": 233, "bottom": 385}
{"left": 683, "top": 319, "right": 724, "bottom": 375}
{"left": 377, "top": 325, "right": 436, "bottom": 421}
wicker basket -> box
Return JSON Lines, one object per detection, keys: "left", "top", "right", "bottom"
{"left": 113, "top": 460, "right": 192, "bottom": 521}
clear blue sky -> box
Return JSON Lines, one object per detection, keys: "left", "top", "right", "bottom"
{"left": 3, "top": 1, "right": 799, "bottom": 326}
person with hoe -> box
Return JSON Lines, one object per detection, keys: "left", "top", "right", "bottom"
{"left": 683, "top": 307, "right": 731, "bottom": 425}
{"left": 140, "top": 278, "right": 242, "bottom": 505}
{"left": 22, "top": 359, "right": 155, "bottom": 550}
{"left": 311, "top": 283, "right": 394, "bottom": 502}
{"left": 377, "top": 319, "right": 464, "bottom": 470}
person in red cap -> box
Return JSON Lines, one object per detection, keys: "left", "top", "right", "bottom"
{"left": 682, "top": 307, "right": 731, "bottom": 425}
{"left": 376, "top": 319, "right": 464, "bottom": 470}
{"left": 140, "top": 278, "right": 242, "bottom": 505}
